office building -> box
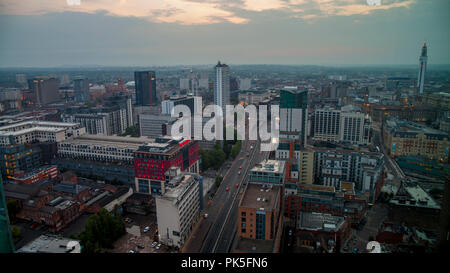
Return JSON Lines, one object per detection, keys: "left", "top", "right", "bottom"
{"left": 135, "top": 71, "right": 157, "bottom": 106}
{"left": 313, "top": 105, "right": 371, "bottom": 145}
{"left": 0, "top": 144, "right": 42, "bottom": 177}
{"left": 279, "top": 88, "right": 308, "bottom": 144}
{"left": 0, "top": 121, "right": 85, "bottom": 146}
{"left": 383, "top": 117, "right": 449, "bottom": 161}
{"left": 237, "top": 183, "right": 282, "bottom": 241}
{"left": 214, "top": 61, "right": 230, "bottom": 116}
{"left": 139, "top": 114, "right": 177, "bottom": 137}
{"left": 62, "top": 96, "right": 133, "bottom": 136}
{"left": 134, "top": 137, "right": 199, "bottom": 195}
{"left": 161, "top": 95, "right": 202, "bottom": 115}
{"left": 155, "top": 169, "right": 202, "bottom": 248}
{"left": 248, "top": 160, "right": 286, "bottom": 186}
{"left": 73, "top": 76, "right": 90, "bottom": 103}
{"left": 0, "top": 88, "right": 22, "bottom": 112}
{"left": 312, "top": 146, "right": 385, "bottom": 201}
{"left": 56, "top": 134, "right": 154, "bottom": 185}
{"left": 28, "top": 76, "right": 59, "bottom": 106}
{"left": 57, "top": 134, "right": 153, "bottom": 164}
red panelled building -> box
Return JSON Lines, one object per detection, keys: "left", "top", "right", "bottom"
{"left": 134, "top": 137, "right": 199, "bottom": 195}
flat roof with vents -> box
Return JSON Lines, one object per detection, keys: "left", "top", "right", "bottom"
{"left": 239, "top": 183, "right": 280, "bottom": 211}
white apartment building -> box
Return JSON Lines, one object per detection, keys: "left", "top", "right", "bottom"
{"left": 313, "top": 105, "right": 371, "bottom": 145}
{"left": 313, "top": 147, "right": 384, "bottom": 192}
{"left": 155, "top": 169, "right": 202, "bottom": 248}
{"left": 57, "top": 134, "right": 153, "bottom": 164}
{"left": 214, "top": 61, "right": 230, "bottom": 116}
{"left": 0, "top": 121, "right": 85, "bottom": 146}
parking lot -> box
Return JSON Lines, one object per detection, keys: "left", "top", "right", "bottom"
{"left": 110, "top": 213, "right": 177, "bottom": 253}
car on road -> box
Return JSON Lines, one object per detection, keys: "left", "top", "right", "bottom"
{"left": 143, "top": 226, "right": 150, "bottom": 233}
{"left": 30, "top": 223, "right": 39, "bottom": 230}
{"left": 137, "top": 244, "right": 145, "bottom": 249}
{"left": 235, "top": 184, "right": 239, "bottom": 188}
{"left": 239, "top": 166, "right": 243, "bottom": 169}
{"left": 226, "top": 187, "right": 230, "bottom": 191}
{"left": 204, "top": 213, "right": 208, "bottom": 219}
{"left": 238, "top": 171, "right": 241, "bottom": 175}
{"left": 288, "top": 229, "right": 293, "bottom": 236}
{"left": 156, "top": 244, "right": 162, "bottom": 250}
{"left": 151, "top": 241, "right": 158, "bottom": 248}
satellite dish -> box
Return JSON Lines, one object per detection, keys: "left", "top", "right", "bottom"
{"left": 66, "top": 241, "right": 81, "bottom": 253}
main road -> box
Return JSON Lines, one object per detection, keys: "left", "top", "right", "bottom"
{"left": 183, "top": 116, "right": 272, "bottom": 253}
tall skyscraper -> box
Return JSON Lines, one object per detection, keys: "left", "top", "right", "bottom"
{"left": 279, "top": 88, "right": 308, "bottom": 145}
{"left": 73, "top": 76, "right": 89, "bottom": 103}
{"left": 134, "top": 71, "right": 157, "bottom": 106}
{"left": 417, "top": 42, "right": 427, "bottom": 94}
{"left": 0, "top": 177, "right": 15, "bottom": 253}
{"left": 28, "top": 76, "right": 59, "bottom": 106}
{"left": 214, "top": 61, "right": 230, "bottom": 116}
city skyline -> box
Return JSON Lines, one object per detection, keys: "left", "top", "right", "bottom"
{"left": 0, "top": 0, "right": 449, "bottom": 67}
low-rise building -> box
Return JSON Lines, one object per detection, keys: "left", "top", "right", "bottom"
{"left": 0, "top": 121, "right": 85, "bottom": 146}
{"left": 383, "top": 117, "right": 449, "bottom": 161}
{"left": 10, "top": 165, "right": 58, "bottom": 185}
{"left": 16, "top": 234, "right": 81, "bottom": 253}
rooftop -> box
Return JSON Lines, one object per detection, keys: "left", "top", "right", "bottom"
{"left": 16, "top": 235, "right": 80, "bottom": 253}
{"left": 234, "top": 238, "right": 274, "bottom": 253}
{"left": 156, "top": 173, "right": 201, "bottom": 203}
{"left": 250, "top": 160, "right": 285, "bottom": 174}
{"left": 297, "top": 212, "right": 346, "bottom": 233}
{"left": 385, "top": 117, "right": 448, "bottom": 138}
{"left": 0, "top": 120, "right": 79, "bottom": 132}
{"left": 60, "top": 134, "right": 155, "bottom": 150}
{"left": 239, "top": 183, "right": 280, "bottom": 211}
{"left": 390, "top": 182, "right": 440, "bottom": 209}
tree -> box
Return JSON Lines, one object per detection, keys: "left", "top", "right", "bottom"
{"left": 11, "top": 226, "right": 21, "bottom": 243}
{"left": 215, "top": 176, "right": 223, "bottom": 187}
{"left": 120, "top": 125, "right": 139, "bottom": 137}
{"left": 7, "top": 200, "right": 20, "bottom": 222}
{"left": 78, "top": 208, "right": 125, "bottom": 253}
{"left": 199, "top": 144, "right": 226, "bottom": 171}
{"left": 231, "top": 140, "right": 242, "bottom": 159}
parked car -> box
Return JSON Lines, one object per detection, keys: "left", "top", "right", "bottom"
{"left": 151, "top": 241, "right": 158, "bottom": 248}
{"left": 156, "top": 244, "right": 162, "bottom": 250}
{"left": 137, "top": 244, "right": 144, "bottom": 249}
{"left": 143, "top": 226, "right": 150, "bottom": 233}
{"left": 128, "top": 250, "right": 137, "bottom": 253}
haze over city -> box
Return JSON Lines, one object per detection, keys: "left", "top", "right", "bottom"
{"left": 0, "top": 0, "right": 449, "bottom": 67}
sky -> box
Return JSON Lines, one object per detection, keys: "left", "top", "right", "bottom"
{"left": 0, "top": 0, "right": 449, "bottom": 67}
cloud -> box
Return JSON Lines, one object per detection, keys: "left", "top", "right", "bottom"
{"left": 0, "top": 0, "right": 415, "bottom": 25}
